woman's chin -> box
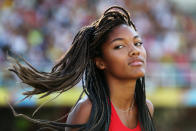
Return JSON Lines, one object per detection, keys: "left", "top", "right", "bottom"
{"left": 129, "top": 71, "right": 145, "bottom": 79}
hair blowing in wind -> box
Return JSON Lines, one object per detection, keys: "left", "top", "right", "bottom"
{"left": 9, "top": 6, "right": 156, "bottom": 131}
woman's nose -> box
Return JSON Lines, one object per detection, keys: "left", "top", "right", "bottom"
{"left": 128, "top": 47, "right": 140, "bottom": 57}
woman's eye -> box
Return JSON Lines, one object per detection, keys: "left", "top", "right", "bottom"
{"left": 114, "top": 45, "right": 124, "bottom": 49}
{"left": 134, "top": 42, "right": 143, "bottom": 46}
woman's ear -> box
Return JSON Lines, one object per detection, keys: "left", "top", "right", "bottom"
{"left": 94, "top": 57, "right": 106, "bottom": 70}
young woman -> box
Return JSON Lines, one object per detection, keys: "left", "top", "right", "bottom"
{"left": 9, "top": 6, "right": 155, "bottom": 131}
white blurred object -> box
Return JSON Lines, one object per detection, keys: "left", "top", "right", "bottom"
{"left": 11, "top": 35, "right": 27, "bottom": 54}
{"left": 168, "top": 0, "right": 196, "bottom": 13}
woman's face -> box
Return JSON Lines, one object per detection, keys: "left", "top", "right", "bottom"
{"left": 95, "top": 24, "right": 146, "bottom": 80}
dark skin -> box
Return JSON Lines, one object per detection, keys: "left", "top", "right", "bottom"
{"left": 65, "top": 24, "right": 154, "bottom": 131}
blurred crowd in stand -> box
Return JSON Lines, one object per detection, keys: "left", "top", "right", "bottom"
{"left": 0, "top": 0, "right": 196, "bottom": 93}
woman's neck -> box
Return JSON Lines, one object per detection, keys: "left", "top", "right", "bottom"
{"left": 107, "top": 77, "right": 136, "bottom": 110}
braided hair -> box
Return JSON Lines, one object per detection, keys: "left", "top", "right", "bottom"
{"left": 9, "top": 6, "right": 156, "bottom": 131}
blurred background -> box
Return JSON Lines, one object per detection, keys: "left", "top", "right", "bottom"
{"left": 0, "top": 0, "right": 196, "bottom": 130}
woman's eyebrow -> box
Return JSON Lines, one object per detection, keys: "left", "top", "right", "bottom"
{"left": 133, "top": 35, "right": 140, "bottom": 39}
{"left": 111, "top": 35, "right": 140, "bottom": 43}
{"left": 111, "top": 38, "right": 124, "bottom": 43}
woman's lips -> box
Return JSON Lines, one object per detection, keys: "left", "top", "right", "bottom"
{"left": 128, "top": 58, "right": 144, "bottom": 66}
{"left": 129, "top": 61, "right": 143, "bottom": 66}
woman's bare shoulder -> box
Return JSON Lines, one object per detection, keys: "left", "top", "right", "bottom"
{"left": 146, "top": 99, "right": 154, "bottom": 117}
{"left": 66, "top": 96, "right": 92, "bottom": 125}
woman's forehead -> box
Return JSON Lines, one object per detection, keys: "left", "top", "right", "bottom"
{"left": 107, "top": 24, "right": 139, "bottom": 41}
